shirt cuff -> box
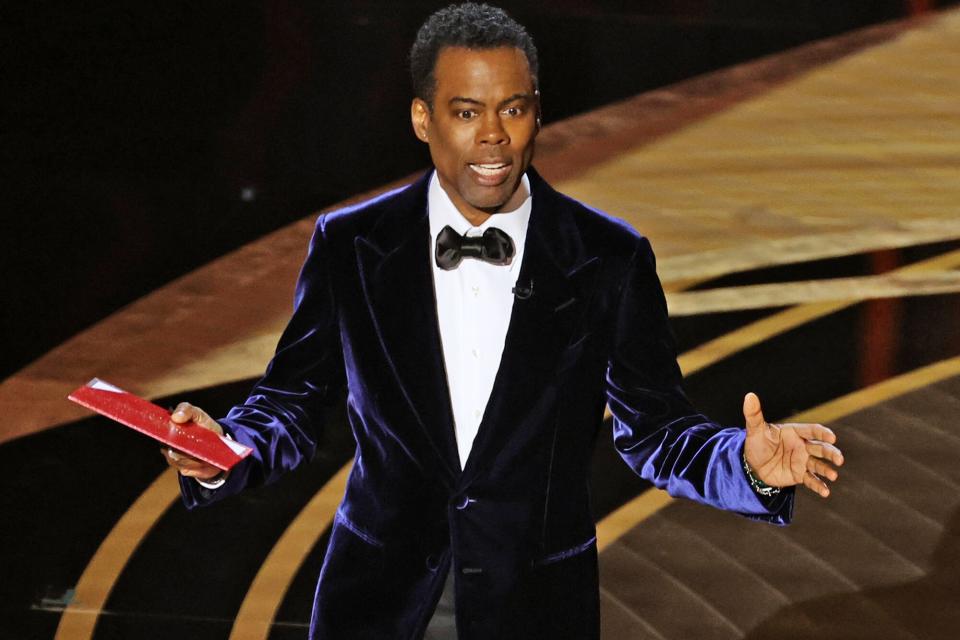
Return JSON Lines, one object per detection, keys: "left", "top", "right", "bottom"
{"left": 193, "top": 431, "right": 233, "bottom": 489}
{"left": 195, "top": 473, "right": 227, "bottom": 490}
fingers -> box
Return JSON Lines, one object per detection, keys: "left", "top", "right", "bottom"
{"left": 164, "top": 446, "right": 197, "bottom": 468}
{"left": 804, "top": 439, "right": 844, "bottom": 467}
{"left": 802, "top": 449, "right": 841, "bottom": 497}
{"left": 803, "top": 470, "right": 831, "bottom": 498}
{"left": 742, "top": 392, "right": 766, "bottom": 436}
{"left": 162, "top": 447, "right": 222, "bottom": 480}
{"left": 807, "top": 456, "right": 839, "bottom": 482}
{"left": 782, "top": 422, "right": 837, "bottom": 444}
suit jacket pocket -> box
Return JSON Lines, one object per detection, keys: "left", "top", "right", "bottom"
{"left": 533, "top": 535, "right": 597, "bottom": 567}
{"left": 334, "top": 510, "right": 384, "bottom": 548}
{"left": 557, "top": 332, "right": 592, "bottom": 374}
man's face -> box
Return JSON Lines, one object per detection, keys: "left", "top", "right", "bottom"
{"left": 411, "top": 46, "right": 539, "bottom": 223}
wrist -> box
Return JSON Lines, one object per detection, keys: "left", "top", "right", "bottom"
{"left": 742, "top": 447, "right": 781, "bottom": 496}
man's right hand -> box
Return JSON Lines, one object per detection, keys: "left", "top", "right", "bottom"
{"left": 162, "top": 402, "right": 226, "bottom": 481}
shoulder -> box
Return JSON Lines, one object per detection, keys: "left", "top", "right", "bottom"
{"left": 533, "top": 171, "right": 652, "bottom": 265}
{"left": 313, "top": 173, "right": 429, "bottom": 244}
{"left": 570, "top": 194, "right": 646, "bottom": 252}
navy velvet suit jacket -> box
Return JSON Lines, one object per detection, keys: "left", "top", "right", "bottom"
{"left": 180, "top": 167, "right": 793, "bottom": 639}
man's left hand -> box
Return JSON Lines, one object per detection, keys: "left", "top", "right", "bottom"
{"left": 742, "top": 392, "right": 844, "bottom": 497}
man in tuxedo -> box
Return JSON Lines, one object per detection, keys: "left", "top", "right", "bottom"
{"left": 165, "top": 3, "right": 844, "bottom": 639}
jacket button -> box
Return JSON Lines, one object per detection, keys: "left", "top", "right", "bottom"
{"left": 425, "top": 554, "right": 440, "bottom": 572}
{"left": 454, "top": 495, "right": 475, "bottom": 510}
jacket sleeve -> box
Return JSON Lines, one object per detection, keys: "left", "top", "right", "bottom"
{"left": 605, "top": 236, "right": 793, "bottom": 525}
{"left": 180, "top": 213, "right": 347, "bottom": 508}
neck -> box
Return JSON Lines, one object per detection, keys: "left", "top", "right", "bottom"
{"left": 440, "top": 174, "right": 529, "bottom": 227}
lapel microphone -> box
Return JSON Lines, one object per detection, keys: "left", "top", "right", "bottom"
{"left": 512, "top": 279, "right": 534, "bottom": 300}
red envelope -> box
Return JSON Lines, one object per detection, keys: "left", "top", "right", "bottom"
{"left": 67, "top": 378, "right": 252, "bottom": 471}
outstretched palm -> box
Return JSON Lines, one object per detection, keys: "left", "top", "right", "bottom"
{"left": 742, "top": 392, "right": 844, "bottom": 497}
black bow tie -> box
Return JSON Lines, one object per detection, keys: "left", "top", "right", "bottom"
{"left": 435, "top": 225, "right": 515, "bottom": 270}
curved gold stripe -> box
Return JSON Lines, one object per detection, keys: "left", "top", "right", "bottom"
{"left": 789, "top": 355, "right": 960, "bottom": 425}
{"left": 54, "top": 468, "right": 180, "bottom": 639}
{"left": 666, "top": 271, "right": 960, "bottom": 317}
{"left": 671, "top": 245, "right": 960, "bottom": 379}
{"left": 228, "top": 463, "right": 352, "bottom": 640}
{"left": 596, "top": 489, "right": 675, "bottom": 553}
{"left": 675, "top": 300, "right": 851, "bottom": 378}
{"left": 595, "top": 354, "right": 960, "bottom": 551}
{"left": 677, "top": 246, "right": 960, "bottom": 376}
{"left": 654, "top": 223, "right": 960, "bottom": 286}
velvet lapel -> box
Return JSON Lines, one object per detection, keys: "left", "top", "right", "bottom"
{"left": 355, "top": 173, "right": 461, "bottom": 481}
{"left": 460, "top": 167, "right": 601, "bottom": 487}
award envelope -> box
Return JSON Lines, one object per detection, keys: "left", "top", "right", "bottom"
{"left": 67, "top": 378, "right": 252, "bottom": 471}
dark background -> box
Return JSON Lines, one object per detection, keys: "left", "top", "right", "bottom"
{"left": 4, "top": 0, "right": 954, "bottom": 379}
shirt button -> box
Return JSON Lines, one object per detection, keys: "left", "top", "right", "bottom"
{"left": 472, "top": 285, "right": 480, "bottom": 297}
{"left": 473, "top": 409, "right": 481, "bottom": 419}
{"left": 471, "top": 348, "right": 480, "bottom": 359}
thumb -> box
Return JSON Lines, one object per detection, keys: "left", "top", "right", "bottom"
{"left": 743, "top": 392, "right": 767, "bottom": 435}
{"left": 171, "top": 402, "right": 194, "bottom": 424}
{"left": 171, "top": 402, "right": 220, "bottom": 434}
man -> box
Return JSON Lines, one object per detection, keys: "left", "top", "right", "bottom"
{"left": 165, "top": 4, "right": 844, "bottom": 639}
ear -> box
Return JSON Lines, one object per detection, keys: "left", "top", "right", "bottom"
{"left": 411, "top": 98, "right": 431, "bottom": 143}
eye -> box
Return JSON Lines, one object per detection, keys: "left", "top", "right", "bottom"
{"left": 503, "top": 106, "right": 523, "bottom": 117}
{"left": 457, "top": 109, "right": 477, "bottom": 120}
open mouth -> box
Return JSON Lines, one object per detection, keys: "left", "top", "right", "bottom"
{"left": 468, "top": 162, "right": 512, "bottom": 184}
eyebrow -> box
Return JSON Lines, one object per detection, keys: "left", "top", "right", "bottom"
{"left": 448, "top": 93, "right": 535, "bottom": 109}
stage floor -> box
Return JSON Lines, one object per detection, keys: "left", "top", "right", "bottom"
{"left": 4, "top": 7, "right": 960, "bottom": 640}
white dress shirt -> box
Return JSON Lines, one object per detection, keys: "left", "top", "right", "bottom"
{"left": 427, "top": 171, "right": 532, "bottom": 469}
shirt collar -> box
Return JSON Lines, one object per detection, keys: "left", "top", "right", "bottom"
{"left": 428, "top": 170, "right": 532, "bottom": 272}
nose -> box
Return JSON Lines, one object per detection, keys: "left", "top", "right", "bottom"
{"left": 476, "top": 113, "right": 508, "bottom": 146}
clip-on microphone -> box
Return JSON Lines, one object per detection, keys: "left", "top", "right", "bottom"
{"left": 512, "top": 279, "right": 534, "bottom": 300}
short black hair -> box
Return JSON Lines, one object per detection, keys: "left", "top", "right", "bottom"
{"left": 410, "top": 2, "right": 539, "bottom": 108}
